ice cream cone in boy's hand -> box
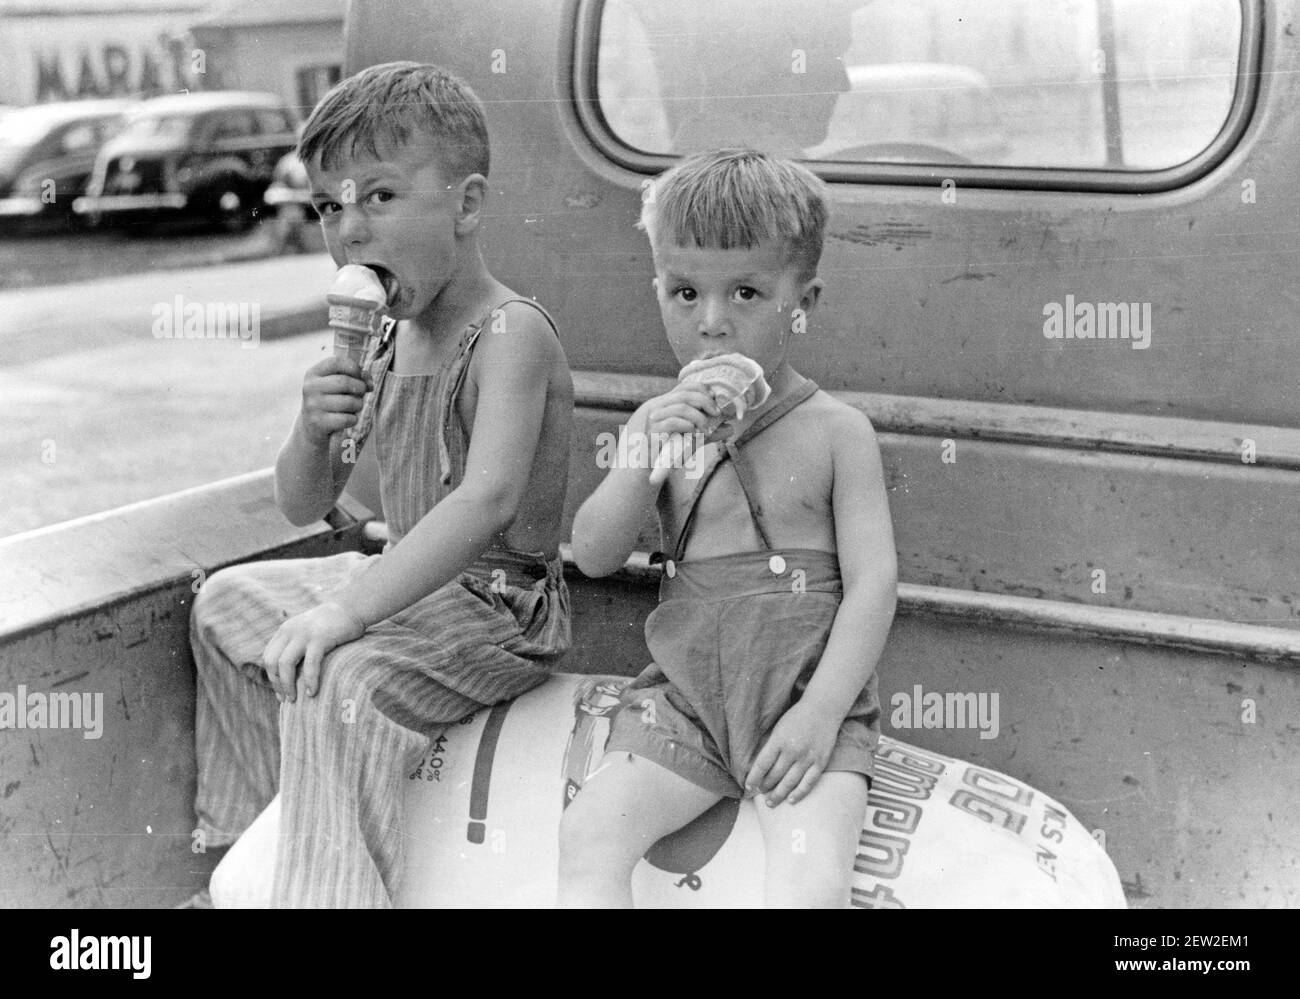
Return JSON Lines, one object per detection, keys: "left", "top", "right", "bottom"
{"left": 328, "top": 264, "right": 389, "bottom": 365}
{"left": 649, "top": 353, "right": 771, "bottom": 484}
{"left": 679, "top": 353, "right": 771, "bottom": 431}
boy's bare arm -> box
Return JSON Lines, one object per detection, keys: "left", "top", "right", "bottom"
{"left": 746, "top": 407, "right": 897, "bottom": 804}
{"left": 274, "top": 355, "right": 370, "bottom": 525}
{"left": 331, "top": 308, "right": 561, "bottom": 624}
{"left": 572, "top": 384, "right": 721, "bottom": 577}
{"left": 571, "top": 414, "right": 660, "bottom": 577}
{"left": 801, "top": 408, "right": 897, "bottom": 718}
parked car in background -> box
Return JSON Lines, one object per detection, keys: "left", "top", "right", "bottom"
{"left": 74, "top": 91, "right": 297, "bottom": 234}
{"left": 263, "top": 146, "right": 324, "bottom": 254}
{"left": 0, "top": 99, "right": 136, "bottom": 229}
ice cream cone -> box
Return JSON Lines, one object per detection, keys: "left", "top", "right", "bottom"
{"left": 678, "top": 353, "right": 771, "bottom": 432}
{"left": 327, "top": 264, "right": 389, "bottom": 366}
{"left": 649, "top": 353, "right": 771, "bottom": 484}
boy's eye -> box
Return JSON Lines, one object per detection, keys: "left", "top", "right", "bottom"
{"left": 314, "top": 201, "right": 341, "bottom": 218}
{"left": 734, "top": 286, "right": 759, "bottom": 302}
{"left": 366, "top": 190, "right": 395, "bottom": 205}
{"left": 672, "top": 287, "right": 696, "bottom": 303}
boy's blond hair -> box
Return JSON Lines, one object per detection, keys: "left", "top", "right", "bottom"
{"left": 298, "top": 61, "right": 489, "bottom": 182}
{"left": 638, "top": 149, "right": 829, "bottom": 281}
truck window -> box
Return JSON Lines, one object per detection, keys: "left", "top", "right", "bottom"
{"left": 593, "top": 0, "right": 1247, "bottom": 181}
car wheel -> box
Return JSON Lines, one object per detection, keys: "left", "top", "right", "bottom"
{"left": 211, "top": 185, "right": 255, "bottom": 234}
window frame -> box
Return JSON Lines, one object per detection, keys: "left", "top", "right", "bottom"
{"left": 568, "top": 0, "right": 1263, "bottom": 193}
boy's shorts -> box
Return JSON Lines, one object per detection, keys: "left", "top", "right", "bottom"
{"left": 604, "top": 548, "right": 879, "bottom": 799}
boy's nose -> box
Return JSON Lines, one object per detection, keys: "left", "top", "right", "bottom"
{"left": 697, "top": 299, "right": 732, "bottom": 336}
{"left": 337, "top": 205, "right": 371, "bottom": 246}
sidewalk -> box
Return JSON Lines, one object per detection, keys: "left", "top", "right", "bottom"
{"left": 0, "top": 253, "right": 336, "bottom": 364}
{"left": 0, "top": 254, "right": 341, "bottom": 535}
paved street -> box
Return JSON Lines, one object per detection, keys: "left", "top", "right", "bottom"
{"left": 0, "top": 253, "right": 337, "bottom": 536}
{"left": 0, "top": 220, "right": 285, "bottom": 292}
{"left": 0, "top": 251, "right": 335, "bottom": 360}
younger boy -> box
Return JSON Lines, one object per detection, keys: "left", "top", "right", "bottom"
{"left": 190, "top": 63, "right": 573, "bottom": 907}
{"left": 558, "top": 149, "right": 896, "bottom": 907}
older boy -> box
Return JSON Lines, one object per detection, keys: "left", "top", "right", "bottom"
{"left": 559, "top": 149, "right": 896, "bottom": 907}
{"left": 191, "top": 63, "right": 573, "bottom": 907}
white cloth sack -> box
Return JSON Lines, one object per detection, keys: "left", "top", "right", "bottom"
{"left": 211, "top": 673, "right": 1125, "bottom": 908}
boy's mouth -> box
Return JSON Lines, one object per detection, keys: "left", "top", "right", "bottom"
{"left": 364, "top": 264, "right": 400, "bottom": 306}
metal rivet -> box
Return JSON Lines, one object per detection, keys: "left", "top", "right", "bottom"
{"left": 769, "top": 555, "right": 787, "bottom": 575}
{"left": 665, "top": 560, "right": 677, "bottom": 578}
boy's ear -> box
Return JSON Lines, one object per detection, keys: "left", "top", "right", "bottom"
{"left": 455, "top": 173, "right": 488, "bottom": 235}
{"left": 798, "top": 277, "right": 825, "bottom": 316}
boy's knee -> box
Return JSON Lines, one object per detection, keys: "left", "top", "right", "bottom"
{"left": 310, "top": 645, "right": 381, "bottom": 708}
{"left": 280, "top": 649, "right": 390, "bottom": 753}
{"left": 191, "top": 566, "right": 232, "bottom": 624}
{"left": 191, "top": 563, "right": 264, "bottom": 631}
{"left": 190, "top": 567, "right": 265, "bottom": 665}
{"left": 765, "top": 847, "right": 856, "bottom": 908}
{"left": 558, "top": 804, "right": 632, "bottom": 880}
{"left": 767, "top": 871, "right": 853, "bottom": 909}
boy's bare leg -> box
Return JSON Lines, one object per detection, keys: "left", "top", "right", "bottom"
{"left": 558, "top": 752, "right": 721, "bottom": 908}
{"left": 754, "top": 771, "right": 869, "bottom": 908}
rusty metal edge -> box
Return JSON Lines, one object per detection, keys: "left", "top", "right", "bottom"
{"left": 352, "top": 519, "right": 1300, "bottom": 663}
{"left": 571, "top": 371, "right": 1300, "bottom": 470}
{"left": 541, "top": 540, "right": 1300, "bottom": 665}
{"left": 0, "top": 473, "right": 375, "bottom": 647}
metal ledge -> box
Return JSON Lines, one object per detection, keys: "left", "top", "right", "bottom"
{"left": 564, "top": 543, "right": 1300, "bottom": 665}
{"left": 571, "top": 370, "right": 1300, "bottom": 470}
{"left": 357, "top": 522, "right": 1300, "bottom": 665}
{"left": 0, "top": 470, "right": 374, "bottom": 644}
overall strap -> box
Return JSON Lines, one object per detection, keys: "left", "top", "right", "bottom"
{"left": 670, "top": 449, "right": 729, "bottom": 561}
{"left": 438, "top": 298, "right": 561, "bottom": 484}
{"left": 671, "top": 375, "right": 820, "bottom": 560}
{"left": 347, "top": 315, "right": 399, "bottom": 449}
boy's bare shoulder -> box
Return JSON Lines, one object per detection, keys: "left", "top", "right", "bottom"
{"left": 470, "top": 298, "right": 568, "bottom": 371}
{"left": 797, "top": 389, "right": 879, "bottom": 446}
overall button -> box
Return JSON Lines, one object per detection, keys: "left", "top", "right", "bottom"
{"left": 664, "top": 559, "right": 677, "bottom": 578}
{"left": 768, "top": 555, "right": 787, "bottom": 575}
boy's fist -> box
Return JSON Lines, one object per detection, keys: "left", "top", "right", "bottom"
{"left": 640, "top": 384, "right": 724, "bottom": 436}
{"left": 300, "top": 355, "right": 372, "bottom": 444}
{"left": 631, "top": 385, "right": 726, "bottom": 484}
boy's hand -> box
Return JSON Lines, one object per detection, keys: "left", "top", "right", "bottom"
{"left": 640, "top": 384, "right": 722, "bottom": 436}
{"left": 634, "top": 385, "right": 726, "bottom": 481}
{"left": 261, "top": 601, "right": 367, "bottom": 702}
{"left": 300, "top": 355, "right": 372, "bottom": 445}
{"left": 744, "top": 700, "right": 839, "bottom": 807}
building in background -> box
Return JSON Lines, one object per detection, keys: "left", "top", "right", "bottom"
{"left": 0, "top": 0, "right": 344, "bottom": 117}
{"left": 0, "top": 0, "right": 212, "bottom": 105}
{"left": 189, "top": 0, "right": 345, "bottom": 119}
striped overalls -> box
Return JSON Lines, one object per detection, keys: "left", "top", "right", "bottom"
{"left": 191, "top": 300, "right": 570, "bottom": 907}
